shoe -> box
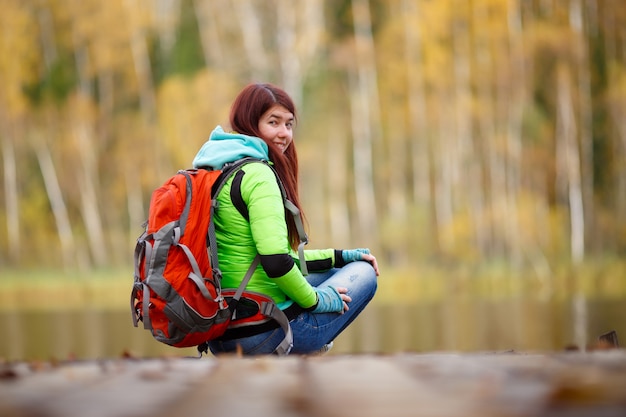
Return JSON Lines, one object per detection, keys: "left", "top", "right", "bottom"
{"left": 313, "top": 341, "right": 334, "bottom": 356}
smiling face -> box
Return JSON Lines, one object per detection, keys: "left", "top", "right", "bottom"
{"left": 257, "top": 104, "right": 294, "bottom": 153}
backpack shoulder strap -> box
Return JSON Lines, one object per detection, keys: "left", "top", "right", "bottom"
{"left": 229, "top": 169, "right": 249, "bottom": 221}
{"left": 204, "top": 158, "right": 256, "bottom": 278}
{"left": 223, "top": 159, "right": 309, "bottom": 275}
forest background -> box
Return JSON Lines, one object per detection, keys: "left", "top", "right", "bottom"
{"left": 2, "top": 0, "right": 626, "bottom": 304}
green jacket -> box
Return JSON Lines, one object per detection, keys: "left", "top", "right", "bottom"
{"left": 193, "top": 126, "right": 339, "bottom": 310}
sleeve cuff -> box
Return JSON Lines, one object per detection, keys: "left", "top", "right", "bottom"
{"left": 334, "top": 249, "right": 346, "bottom": 268}
{"left": 304, "top": 294, "right": 319, "bottom": 311}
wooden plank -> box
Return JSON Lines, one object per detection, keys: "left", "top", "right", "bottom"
{"left": 301, "top": 355, "right": 478, "bottom": 417}
{"left": 2, "top": 351, "right": 626, "bottom": 417}
{"left": 0, "top": 358, "right": 215, "bottom": 417}
{"left": 394, "top": 351, "right": 626, "bottom": 416}
{"left": 159, "top": 356, "right": 306, "bottom": 417}
{"left": 393, "top": 352, "right": 556, "bottom": 416}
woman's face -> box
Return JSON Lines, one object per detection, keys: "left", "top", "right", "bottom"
{"left": 258, "top": 104, "right": 294, "bottom": 153}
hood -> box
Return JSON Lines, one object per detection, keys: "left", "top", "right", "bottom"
{"left": 192, "top": 126, "right": 269, "bottom": 169}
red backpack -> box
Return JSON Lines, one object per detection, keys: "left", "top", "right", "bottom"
{"left": 131, "top": 158, "right": 303, "bottom": 356}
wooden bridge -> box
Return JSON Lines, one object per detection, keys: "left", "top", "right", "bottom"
{"left": 2, "top": 350, "right": 626, "bottom": 417}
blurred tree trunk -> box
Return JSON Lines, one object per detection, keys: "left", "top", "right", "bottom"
{"left": 1, "top": 130, "right": 19, "bottom": 263}
{"left": 513, "top": 0, "right": 551, "bottom": 278}
{"left": 349, "top": 0, "right": 380, "bottom": 245}
{"left": 473, "top": 2, "right": 500, "bottom": 258}
{"left": 433, "top": 94, "right": 455, "bottom": 253}
{"left": 0, "top": 0, "right": 56, "bottom": 265}
{"left": 327, "top": 117, "right": 351, "bottom": 247}
{"left": 123, "top": 0, "right": 167, "bottom": 256}
{"left": 504, "top": 0, "right": 524, "bottom": 266}
{"left": 125, "top": 168, "right": 145, "bottom": 245}
{"left": 232, "top": 0, "right": 268, "bottom": 81}
{"left": 124, "top": 0, "right": 157, "bottom": 124}
{"left": 276, "top": 0, "right": 300, "bottom": 102}
{"left": 402, "top": 0, "right": 429, "bottom": 203}
{"left": 602, "top": 0, "right": 626, "bottom": 235}
{"left": 382, "top": 108, "right": 409, "bottom": 264}
{"left": 402, "top": 0, "right": 436, "bottom": 255}
{"left": 193, "top": 0, "right": 224, "bottom": 67}
{"left": 34, "top": 137, "right": 77, "bottom": 269}
{"left": 419, "top": 2, "right": 455, "bottom": 256}
{"left": 610, "top": 84, "right": 626, "bottom": 230}
{"left": 73, "top": 114, "right": 108, "bottom": 267}
{"left": 570, "top": 0, "right": 594, "bottom": 254}
{"left": 276, "top": 0, "right": 324, "bottom": 107}
{"left": 154, "top": 0, "right": 181, "bottom": 59}
{"left": 452, "top": 0, "right": 480, "bottom": 256}
{"left": 72, "top": 35, "right": 108, "bottom": 267}
{"left": 33, "top": 2, "right": 81, "bottom": 269}
{"left": 556, "top": 64, "right": 584, "bottom": 264}
{"left": 124, "top": 0, "right": 166, "bottom": 185}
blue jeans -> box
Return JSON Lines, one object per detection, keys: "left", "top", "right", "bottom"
{"left": 208, "top": 261, "right": 378, "bottom": 355}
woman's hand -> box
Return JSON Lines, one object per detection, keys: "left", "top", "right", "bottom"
{"left": 341, "top": 248, "right": 380, "bottom": 276}
{"left": 335, "top": 287, "right": 352, "bottom": 312}
{"left": 313, "top": 286, "right": 350, "bottom": 314}
{"left": 360, "top": 253, "right": 380, "bottom": 276}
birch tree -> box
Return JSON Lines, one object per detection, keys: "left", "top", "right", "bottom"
{"left": 232, "top": 0, "right": 269, "bottom": 81}
{"left": 451, "top": 0, "right": 477, "bottom": 255}
{"left": 34, "top": 137, "right": 77, "bottom": 269}
{"left": 0, "top": 0, "right": 40, "bottom": 264}
{"left": 275, "top": 0, "right": 324, "bottom": 107}
{"left": 1, "top": 132, "right": 19, "bottom": 263}
{"left": 71, "top": 26, "right": 109, "bottom": 267}
{"left": 193, "top": 0, "right": 224, "bottom": 67}
{"left": 607, "top": 66, "right": 626, "bottom": 229}
{"left": 124, "top": 0, "right": 158, "bottom": 126}
{"left": 374, "top": 8, "right": 407, "bottom": 263}
{"left": 513, "top": 0, "right": 551, "bottom": 277}
{"left": 473, "top": 1, "right": 503, "bottom": 258}
{"left": 402, "top": 0, "right": 429, "bottom": 205}
{"left": 275, "top": 0, "right": 299, "bottom": 101}
{"left": 569, "top": 0, "right": 593, "bottom": 255}
{"left": 555, "top": 64, "right": 584, "bottom": 263}
{"left": 153, "top": 0, "right": 181, "bottom": 60}
{"left": 326, "top": 114, "right": 352, "bottom": 247}
{"left": 398, "top": 0, "right": 440, "bottom": 258}
{"left": 122, "top": 0, "right": 172, "bottom": 209}
{"left": 421, "top": 2, "right": 455, "bottom": 255}
{"left": 601, "top": 1, "right": 626, "bottom": 235}
{"left": 349, "top": 0, "right": 380, "bottom": 244}
{"left": 502, "top": 0, "right": 523, "bottom": 265}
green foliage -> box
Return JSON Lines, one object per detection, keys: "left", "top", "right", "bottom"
{"left": 23, "top": 55, "right": 77, "bottom": 105}
{"left": 164, "top": 0, "right": 205, "bottom": 79}
{"left": 325, "top": 0, "right": 387, "bottom": 40}
{"left": 327, "top": 0, "right": 358, "bottom": 39}
{"left": 2, "top": 0, "right": 626, "bottom": 271}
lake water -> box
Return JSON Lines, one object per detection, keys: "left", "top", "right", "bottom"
{"left": 2, "top": 296, "right": 624, "bottom": 361}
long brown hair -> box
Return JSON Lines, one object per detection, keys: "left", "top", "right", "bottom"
{"left": 229, "top": 83, "right": 305, "bottom": 250}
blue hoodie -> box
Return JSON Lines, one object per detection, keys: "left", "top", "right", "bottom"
{"left": 192, "top": 126, "right": 269, "bottom": 169}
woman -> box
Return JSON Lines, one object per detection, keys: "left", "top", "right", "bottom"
{"left": 193, "top": 83, "right": 379, "bottom": 355}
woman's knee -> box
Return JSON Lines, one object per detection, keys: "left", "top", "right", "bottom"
{"left": 354, "top": 260, "right": 378, "bottom": 279}
{"left": 349, "top": 261, "right": 378, "bottom": 297}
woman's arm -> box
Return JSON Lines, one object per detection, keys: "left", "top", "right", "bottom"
{"left": 241, "top": 163, "right": 318, "bottom": 308}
